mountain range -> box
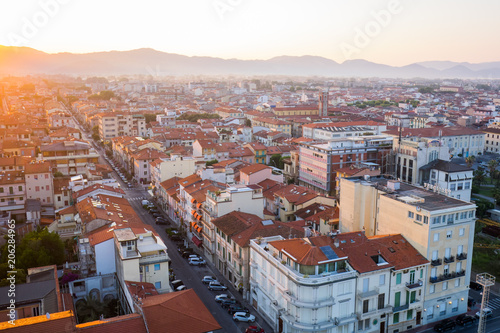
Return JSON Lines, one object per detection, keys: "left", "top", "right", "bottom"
{"left": 1, "top": 45, "right": 500, "bottom": 79}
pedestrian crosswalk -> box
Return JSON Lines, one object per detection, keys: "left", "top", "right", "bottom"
{"left": 486, "top": 296, "right": 500, "bottom": 310}
{"left": 127, "top": 196, "right": 146, "bottom": 201}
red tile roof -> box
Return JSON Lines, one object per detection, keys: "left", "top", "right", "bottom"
{"left": 142, "top": 289, "right": 221, "bottom": 333}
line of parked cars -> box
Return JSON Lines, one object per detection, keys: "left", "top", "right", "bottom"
{"left": 433, "top": 308, "right": 492, "bottom": 332}
{"left": 105, "top": 156, "right": 133, "bottom": 188}
{"left": 142, "top": 200, "right": 171, "bottom": 225}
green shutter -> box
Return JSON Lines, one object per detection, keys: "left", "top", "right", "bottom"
{"left": 395, "top": 292, "right": 401, "bottom": 307}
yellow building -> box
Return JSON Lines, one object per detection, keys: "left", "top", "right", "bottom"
{"left": 340, "top": 177, "right": 475, "bottom": 327}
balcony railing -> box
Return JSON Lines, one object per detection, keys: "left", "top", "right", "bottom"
{"left": 406, "top": 280, "right": 423, "bottom": 290}
{"left": 431, "top": 259, "right": 442, "bottom": 266}
{"left": 393, "top": 303, "right": 409, "bottom": 313}
{"left": 444, "top": 255, "right": 455, "bottom": 263}
{"left": 457, "top": 253, "right": 467, "bottom": 261}
{"left": 429, "top": 271, "right": 462, "bottom": 284}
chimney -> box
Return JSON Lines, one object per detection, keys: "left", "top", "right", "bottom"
{"left": 387, "top": 180, "right": 400, "bottom": 191}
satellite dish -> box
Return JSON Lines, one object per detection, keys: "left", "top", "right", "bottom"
{"left": 416, "top": 206, "right": 421, "bottom": 212}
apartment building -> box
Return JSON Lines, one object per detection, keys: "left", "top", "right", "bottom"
{"left": 0, "top": 171, "right": 26, "bottom": 220}
{"left": 150, "top": 156, "right": 197, "bottom": 191}
{"left": 130, "top": 148, "right": 168, "bottom": 185}
{"left": 201, "top": 185, "right": 265, "bottom": 263}
{"left": 340, "top": 177, "right": 475, "bottom": 325}
{"left": 419, "top": 159, "right": 473, "bottom": 202}
{"left": 98, "top": 113, "right": 146, "bottom": 140}
{"left": 114, "top": 227, "right": 171, "bottom": 293}
{"left": 298, "top": 136, "right": 393, "bottom": 195}
{"left": 40, "top": 140, "right": 99, "bottom": 176}
{"left": 302, "top": 121, "right": 387, "bottom": 140}
{"left": 24, "top": 161, "right": 54, "bottom": 206}
{"left": 483, "top": 127, "right": 500, "bottom": 153}
{"left": 250, "top": 235, "right": 358, "bottom": 333}
{"left": 384, "top": 127, "right": 485, "bottom": 159}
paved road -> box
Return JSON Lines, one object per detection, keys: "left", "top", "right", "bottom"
{"left": 80, "top": 125, "right": 270, "bottom": 333}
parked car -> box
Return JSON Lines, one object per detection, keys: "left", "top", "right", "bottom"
{"left": 476, "top": 307, "right": 492, "bottom": 318}
{"left": 149, "top": 209, "right": 160, "bottom": 215}
{"left": 456, "top": 314, "right": 476, "bottom": 326}
{"left": 227, "top": 304, "right": 248, "bottom": 314}
{"left": 181, "top": 249, "right": 195, "bottom": 258}
{"left": 433, "top": 319, "right": 456, "bottom": 332}
{"left": 188, "top": 258, "right": 206, "bottom": 266}
{"left": 470, "top": 281, "right": 483, "bottom": 291}
{"left": 245, "top": 326, "right": 265, "bottom": 333}
{"left": 233, "top": 312, "right": 256, "bottom": 323}
{"left": 220, "top": 299, "right": 239, "bottom": 309}
{"left": 175, "top": 285, "right": 186, "bottom": 291}
{"left": 202, "top": 276, "right": 217, "bottom": 284}
{"left": 155, "top": 218, "right": 170, "bottom": 225}
{"left": 188, "top": 254, "right": 200, "bottom": 260}
{"left": 208, "top": 281, "right": 228, "bottom": 291}
{"left": 171, "top": 280, "right": 184, "bottom": 290}
{"left": 171, "top": 235, "right": 183, "bottom": 242}
{"left": 215, "top": 294, "right": 232, "bottom": 303}
{"left": 152, "top": 213, "right": 162, "bottom": 219}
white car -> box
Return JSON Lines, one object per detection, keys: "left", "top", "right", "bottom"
{"left": 476, "top": 307, "right": 492, "bottom": 318}
{"left": 188, "top": 257, "right": 206, "bottom": 266}
{"left": 233, "top": 312, "right": 255, "bottom": 323}
{"left": 215, "top": 294, "right": 230, "bottom": 303}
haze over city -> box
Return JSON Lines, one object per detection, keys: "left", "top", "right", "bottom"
{"left": 1, "top": 0, "right": 499, "bottom": 66}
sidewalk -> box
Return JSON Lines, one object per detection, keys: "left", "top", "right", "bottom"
{"left": 406, "top": 305, "right": 480, "bottom": 333}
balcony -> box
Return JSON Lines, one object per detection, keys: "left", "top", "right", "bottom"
{"left": 139, "top": 252, "right": 169, "bottom": 265}
{"left": 457, "top": 253, "right": 467, "bottom": 261}
{"left": 393, "top": 303, "right": 409, "bottom": 313}
{"left": 357, "top": 286, "right": 379, "bottom": 300}
{"left": 429, "top": 272, "right": 460, "bottom": 284}
{"left": 431, "top": 259, "right": 442, "bottom": 266}
{"left": 443, "top": 255, "right": 455, "bottom": 263}
{"left": 456, "top": 270, "right": 466, "bottom": 277}
{"left": 406, "top": 280, "right": 423, "bottom": 290}
{"left": 357, "top": 305, "right": 393, "bottom": 320}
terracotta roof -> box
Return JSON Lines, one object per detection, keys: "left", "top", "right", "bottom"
{"left": 73, "top": 184, "right": 125, "bottom": 200}
{"left": 337, "top": 233, "right": 429, "bottom": 273}
{"left": 24, "top": 161, "right": 51, "bottom": 174}
{"left": 142, "top": 289, "right": 221, "bottom": 333}
{"left": 76, "top": 313, "right": 147, "bottom": 333}
{"left": 269, "top": 236, "right": 347, "bottom": 266}
{"left": 240, "top": 163, "right": 271, "bottom": 175}
{"left": 383, "top": 126, "right": 483, "bottom": 137}
{"left": 274, "top": 184, "right": 319, "bottom": 205}
{"left": 0, "top": 310, "right": 74, "bottom": 332}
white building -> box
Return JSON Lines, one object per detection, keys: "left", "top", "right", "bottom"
{"left": 114, "top": 227, "right": 171, "bottom": 293}
{"left": 98, "top": 113, "right": 146, "bottom": 140}
{"left": 150, "top": 156, "right": 197, "bottom": 190}
{"left": 156, "top": 109, "right": 176, "bottom": 127}
{"left": 250, "top": 235, "right": 357, "bottom": 333}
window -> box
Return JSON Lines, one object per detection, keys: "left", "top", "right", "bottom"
{"left": 424, "top": 216, "right": 429, "bottom": 224}
{"left": 431, "top": 267, "right": 437, "bottom": 278}
{"left": 395, "top": 292, "right": 401, "bottom": 307}
{"left": 457, "top": 245, "right": 463, "bottom": 255}
{"left": 155, "top": 281, "right": 161, "bottom": 289}
{"left": 408, "top": 211, "right": 414, "bottom": 219}
{"left": 18, "top": 186, "right": 22, "bottom": 191}
{"left": 464, "top": 182, "right": 470, "bottom": 190}
{"left": 154, "top": 264, "right": 160, "bottom": 271}
{"left": 450, "top": 184, "right": 456, "bottom": 191}
{"left": 459, "top": 228, "right": 465, "bottom": 236}
{"left": 0, "top": 188, "right": 3, "bottom": 193}
{"left": 363, "top": 278, "right": 369, "bottom": 292}
{"left": 374, "top": 292, "right": 384, "bottom": 310}
{"left": 443, "top": 281, "right": 448, "bottom": 290}
{"left": 393, "top": 313, "right": 400, "bottom": 324}
{"left": 457, "top": 182, "right": 463, "bottom": 190}
{"left": 363, "top": 300, "right": 369, "bottom": 313}
{"left": 409, "top": 270, "right": 415, "bottom": 284}
{"left": 379, "top": 274, "right": 385, "bottom": 286}
{"left": 455, "top": 278, "right": 460, "bottom": 287}
{"left": 430, "top": 285, "right": 435, "bottom": 294}
{"left": 446, "top": 231, "right": 452, "bottom": 239}
{"left": 396, "top": 273, "right": 402, "bottom": 284}
{"left": 416, "top": 214, "right": 422, "bottom": 221}
{"left": 433, "top": 233, "right": 439, "bottom": 242}
{"left": 420, "top": 269, "right": 424, "bottom": 278}
{"left": 407, "top": 309, "right": 413, "bottom": 320}
{"left": 145, "top": 265, "right": 149, "bottom": 272}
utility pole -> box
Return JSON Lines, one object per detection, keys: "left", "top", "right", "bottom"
{"left": 476, "top": 273, "right": 495, "bottom": 333}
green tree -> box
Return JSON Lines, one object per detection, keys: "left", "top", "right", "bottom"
{"left": 53, "top": 171, "right": 64, "bottom": 177}
{"left": 144, "top": 113, "right": 158, "bottom": 124}
{"left": 206, "top": 159, "right": 218, "bottom": 167}
{"left": 488, "top": 159, "right": 499, "bottom": 183}
{"left": 473, "top": 168, "right": 486, "bottom": 187}
{"left": 269, "top": 154, "right": 282, "bottom": 168}
{"left": 13, "top": 228, "right": 65, "bottom": 271}
{"left": 0, "top": 264, "right": 26, "bottom": 286}
{"left": 245, "top": 118, "right": 252, "bottom": 127}
{"left": 88, "top": 90, "right": 116, "bottom": 101}
{"left": 76, "top": 295, "right": 105, "bottom": 323}
{"left": 465, "top": 155, "right": 476, "bottom": 168}
{"left": 92, "top": 125, "right": 100, "bottom": 142}
{"left": 418, "top": 86, "right": 434, "bottom": 94}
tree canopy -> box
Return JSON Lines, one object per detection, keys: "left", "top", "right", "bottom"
{"left": 88, "top": 90, "right": 116, "bottom": 101}
{"left": 177, "top": 112, "right": 220, "bottom": 123}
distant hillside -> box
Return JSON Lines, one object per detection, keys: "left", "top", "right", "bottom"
{"left": 1, "top": 45, "right": 500, "bottom": 78}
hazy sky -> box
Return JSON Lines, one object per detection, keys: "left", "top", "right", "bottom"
{"left": 0, "top": 0, "right": 498, "bottom": 66}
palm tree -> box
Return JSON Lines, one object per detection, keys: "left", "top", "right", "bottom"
{"left": 474, "top": 169, "right": 486, "bottom": 187}
{"left": 465, "top": 155, "right": 476, "bottom": 168}
{"left": 488, "top": 159, "right": 499, "bottom": 183}
{"left": 76, "top": 295, "right": 105, "bottom": 324}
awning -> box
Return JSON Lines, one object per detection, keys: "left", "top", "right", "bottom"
{"left": 192, "top": 236, "right": 202, "bottom": 247}
{"left": 197, "top": 215, "right": 201, "bottom": 221}
{"left": 191, "top": 210, "right": 196, "bottom": 216}
{"left": 191, "top": 198, "right": 196, "bottom": 203}
{"left": 190, "top": 221, "right": 196, "bottom": 228}
{"left": 197, "top": 203, "right": 202, "bottom": 209}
